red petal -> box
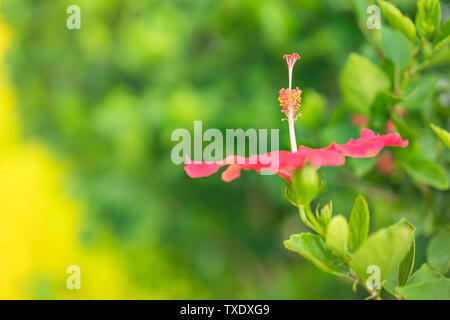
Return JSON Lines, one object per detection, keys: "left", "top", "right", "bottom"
{"left": 184, "top": 156, "right": 223, "bottom": 178}
{"left": 221, "top": 165, "right": 242, "bottom": 182}
{"left": 184, "top": 152, "right": 305, "bottom": 182}
{"left": 336, "top": 129, "right": 408, "bottom": 158}
{"left": 183, "top": 129, "right": 408, "bottom": 182}
{"left": 298, "top": 143, "right": 345, "bottom": 167}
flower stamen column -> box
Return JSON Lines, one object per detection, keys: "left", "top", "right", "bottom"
{"left": 279, "top": 53, "right": 302, "bottom": 153}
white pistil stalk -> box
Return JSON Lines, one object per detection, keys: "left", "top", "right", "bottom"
{"left": 288, "top": 111, "right": 298, "bottom": 152}
{"left": 288, "top": 67, "right": 297, "bottom": 153}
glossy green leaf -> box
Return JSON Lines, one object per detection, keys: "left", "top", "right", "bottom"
{"left": 348, "top": 195, "right": 370, "bottom": 252}
{"left": 285, "top": 233, "right": 348, "bottom": 276}
{"left": 380, "top": 27, "right": 412, "bottom": 68}
{"left": 397, "top": 278, "right": 450, "bottom": 300}
{"left": 427, "top": 229, "right": 450, "bottom": 274}
{"left": 403, "top": 158, "right": 449, "bottom": 190}
{"left": 385, "top": 223, "right": 416, "bottom": 296}
{"left": 409, "top": 263, "right": 443, "bottom": 285}
{"left": 383, "top": 269, "right": 400, "bottom": 297}
{"left": 350, "top": 222, "right": 414, "bottom": 284}
{"left": 326, "top": 215, "right": 349, "bottom": 257}
{"left": 400, "top": 75, "right": 439, "bottom": 110}
{"left": 340, "top": 53, "right": 390, "bottom": 115}
{"left": 431, "top": 124, "right": 450, "bottom": 148}
{"left": 377, "top": 0, "right": 416, "bottom": 42}
{"left": 433, "top": 18, "right": 450, "bottom": 45}
{"left": 398, "top": 223, "right": 415, "bottom": 286}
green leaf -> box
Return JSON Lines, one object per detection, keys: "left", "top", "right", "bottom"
{"left": 351, "top": 0, "right": 368, "bottom": 22}
{"left": 299, "top": 89, "right": 326, "bottom": 128}
{"left": 400, "top": 75, "right": 439, "bottom": 110}
{"left": 370, "top": 92, "right": 391, "bottom": 131}
{"left": 397, "top": 278, "right": 450, "bottom": 300}
{"left": 383, "top": 269, "right": 400, "bottom": 296}
{"left": 431, "top": 124, "right": 450, "bottom": 148}
{"left": 386, "top": 263, "right": 443, "bottom": 298}
{"left": 409, "top": 263, "right": 443, "bottom": 285}
{"left": 350, "top": 222, "right": 414, "bottom": 285}
{"left": 427, "top": 229, "right": 450, "bottom": 274}
{"left": 416, "top": 0, "right": 441, "bottom": 39}
{"left": 432, "top": 35, "right": 450, "bottom": 56}
{"left": 380, "top": 27, "right": 412, "bottom": 68}
{"left": 284, "top": 233, "right": 349, "bottom": 276}
{"left": 377, "top": 0, "right": 417, "bottom": 42}
{"left": 348, "top": 195, "right": 370, "bottom": 252}
{"left": 326, "top": 215, "right": 349, "bottom": 257}
{"left": 390, "top": 112, "right": 420, "bottom": 140}
{"left": 382, "top": 90, "right": 405, "bottom": 104}
{"left": 433, "top": 18, "right": 450, "bottom": 46}
{"left": 398, "top": 224, "right": 415, "bottom": 286}
{"left": 340, "top": 53, "right": 390, "bottom": 115}
{"left": 403, "top": 158, "right": 449, "bottom": 190}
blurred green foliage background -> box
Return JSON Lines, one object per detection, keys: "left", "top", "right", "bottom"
{"left": 0, "top": 0, "right": 448, "bottom": 299}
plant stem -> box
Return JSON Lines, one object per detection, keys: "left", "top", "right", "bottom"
{"left": 413, "top": 37, "right": 426, "bottom": 59}
{"left": 412, "top": 58, "right": 432, "bottom": 74}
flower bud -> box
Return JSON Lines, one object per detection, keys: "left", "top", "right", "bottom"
{"left": 415, "top": 0, "right": 441, "bottom": 39}
{"left": 290, "top": 164, "right": 320, "bottom": 205}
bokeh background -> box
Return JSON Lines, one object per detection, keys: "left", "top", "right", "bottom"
{"left": 0, "top": 0, "right": 448, "bottom": 299}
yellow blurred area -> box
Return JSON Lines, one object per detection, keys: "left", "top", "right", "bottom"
{"left": 0, "top": 17, "right": 136, "bottom": 299}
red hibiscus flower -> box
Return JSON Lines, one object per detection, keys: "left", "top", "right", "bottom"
{"left": 185, "top": 129, "right": 408, "bottom": 182}
{"left": 183, "top": 53, "right": 408, "bottom": 182}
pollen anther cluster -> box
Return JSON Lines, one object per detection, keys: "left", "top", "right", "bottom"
{"left": 278, "top": 87, "right": 302, "bottom": 121}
